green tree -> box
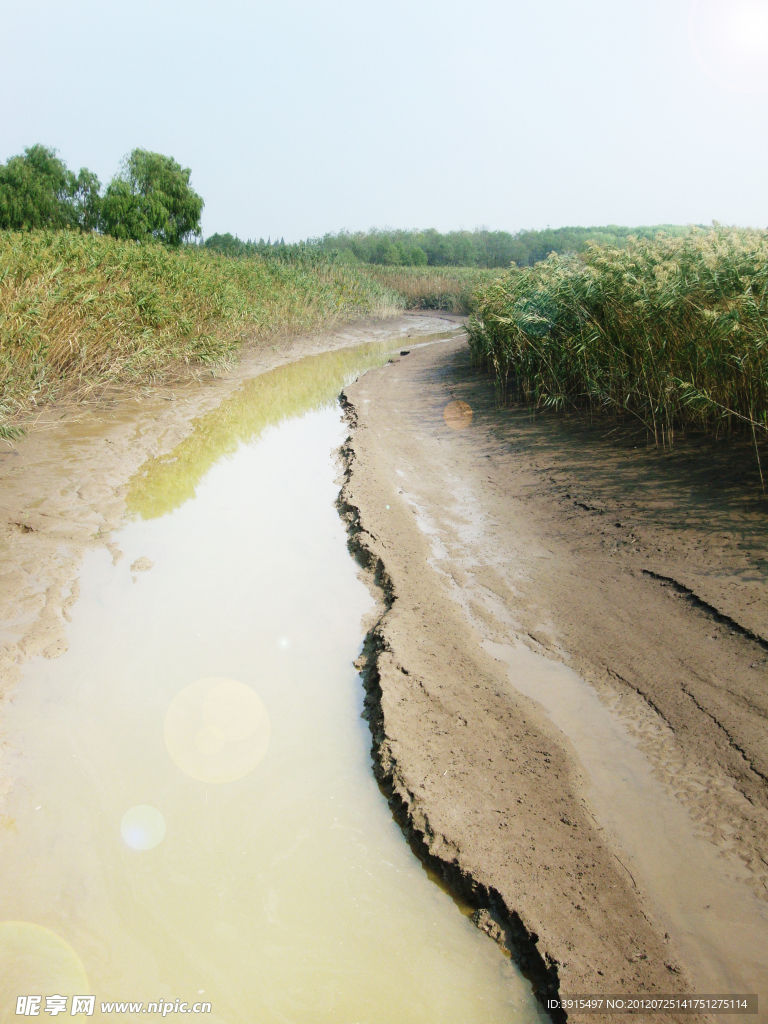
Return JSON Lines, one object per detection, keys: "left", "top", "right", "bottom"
{"left": 70, "top": 167, "right": 102, "bottom": 231}
{"left": 0, "top": 144, "right": 101, "bottom": 231}
{"left": 205, "top": 232, "right": 249, "bottom": 256}
{"left": 100, "top": 150, "right": 203, "bottom": 245}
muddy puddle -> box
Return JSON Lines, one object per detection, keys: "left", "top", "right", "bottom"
{"left": 0, "top": 343, "right": 541, "bottom": 1023}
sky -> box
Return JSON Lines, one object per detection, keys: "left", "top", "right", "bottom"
{"left": 2, "top": 0, "right": 768, "bottom": 241}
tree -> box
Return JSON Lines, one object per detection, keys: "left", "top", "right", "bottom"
{"left": 205, "top": 232, "right": 249, "bottom": 256}
{"left": 100, "top": 150, "right": 203, "bottom": 245}
{"left": 70, "top": 167, "right": 102, "bottom": 231}
{"left": 0, "top": 144, "right": 101, "bottom": 232}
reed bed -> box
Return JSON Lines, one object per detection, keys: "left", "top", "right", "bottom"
{"left": 468, "top": 228, "right": 768, "bottom": 451}
{"left": 362, "top": 266, "right": 503, "bottom": 313}
{"left": 0, "top": 231, "right": 403, "bottom": 435}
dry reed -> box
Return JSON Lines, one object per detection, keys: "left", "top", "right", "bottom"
{"left": 361, "top": 266, "right": 503, "bottom": 313}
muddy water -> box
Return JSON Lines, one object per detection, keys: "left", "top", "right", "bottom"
{"left": 0, "top": 345, "right": 540, "bottom": 1023}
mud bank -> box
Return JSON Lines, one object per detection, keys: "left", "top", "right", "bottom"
{"left": 338, "top": 336, "right": 768, "bottom": 1020}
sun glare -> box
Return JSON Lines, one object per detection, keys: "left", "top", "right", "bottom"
{"left": 728, "top": 2, "right": 768, "bottom": 51}
{"left": 690, "top": 0, "right": 768, "bottom": 92}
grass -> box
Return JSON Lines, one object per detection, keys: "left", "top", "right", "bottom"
{"left": 468, "top": 227, "right": 768, "bottom": 457}
{"left": 0, "top": 231, "right": 403, "bottom": 432}
{"left": 360, "top": 266, "right": 504, "bottom": 313}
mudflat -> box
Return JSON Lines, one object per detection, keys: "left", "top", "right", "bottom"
{"left": 340, "top": 334, "right": 768, "bottom": 1015}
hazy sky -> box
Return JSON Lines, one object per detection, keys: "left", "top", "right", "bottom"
{"left": 2, "top": 0, "right": 768, "bottom": 240}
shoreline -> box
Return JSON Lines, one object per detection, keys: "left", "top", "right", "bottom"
{"left": 337, "top": 461, "right": 565, "bottom": 1012}
{"left": 336, "top": 404, "right": 564, "bottom": 1011}
{"left": 337, "top": 335, "right": 768, "bottom": 1020}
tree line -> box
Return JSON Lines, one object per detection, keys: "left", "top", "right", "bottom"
{"left": 0, "top": 145, "right": 203, "bottom": 245}
{"left": 3, "top": 144, "right": 697, "bottom": 267}
{"left": 306, "top": 226, "right": 699, "bottom": 267}
{"left": 205, "top": 224, "right": 697, "bottom": 268}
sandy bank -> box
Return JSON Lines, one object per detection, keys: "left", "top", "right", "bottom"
{"left": 339, "top": 335, "right": 768, "bottom": 1019}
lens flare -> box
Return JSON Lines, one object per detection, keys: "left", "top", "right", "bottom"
{"left": 730, "top": 3, "right": 768, "bottom": 50}
{"left": 0, "top": 922, "right": 89, "bottom": 1004}
{"left": 120, "top": 805, "right": 166, "bottom": 851}
{"left": 443, "top": 401, "right": 473, "bottom": 430}
{"left": 164, "top": 677, "right": 270, "bottom": 784}
{"left": 689, "top": 0, "right": 768, "bottom": 94}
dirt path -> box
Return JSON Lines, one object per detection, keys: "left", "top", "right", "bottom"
{"left": 339, "top": 335, "right": 768, "bottom": 1018}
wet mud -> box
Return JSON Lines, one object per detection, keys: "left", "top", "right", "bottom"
{"left": 338, "top": 335, "right": 768, "bottom": 1021}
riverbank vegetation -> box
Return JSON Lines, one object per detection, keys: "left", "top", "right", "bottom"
{"left": 468, "top": 227, "right": 768, "bottom": 451}
{"left": 361, "top": 266, "right": 503, "bottom": 313}
{"left": 6, "top": 141, "right": 746, "bottom": 450}
{"left": 203, "top": 237, "right": 499, "bottom": 312}
{"left": 0, "top": 231, "right": 402, "bottom": 436}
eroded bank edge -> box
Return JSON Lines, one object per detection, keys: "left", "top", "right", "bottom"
{"left": 334, "top": 391, "right": 562, "bottom": 1023}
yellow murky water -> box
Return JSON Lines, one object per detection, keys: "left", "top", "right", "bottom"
{"left": 126, "top": 342, "right": 407, "bottom": 521}
{"left": 0, "top": 344, "right": 540, "bottom": 1023}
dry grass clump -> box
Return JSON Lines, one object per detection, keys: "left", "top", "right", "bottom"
{"left": 0, "top": 230, "right": 402, "bottom": 434}
{"left": 468, "top": 227, "right": 768, "bottom": 450}
{"left": 361, "top": 266, "right": 503, "bottom": 313}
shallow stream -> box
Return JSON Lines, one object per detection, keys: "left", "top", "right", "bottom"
{"left": 0, "top": 343, "right": 540, "bottom": 1023}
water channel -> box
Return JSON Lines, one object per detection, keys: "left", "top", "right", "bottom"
{"left": 0, "top": 343, "right": 541, "bottom": 1023}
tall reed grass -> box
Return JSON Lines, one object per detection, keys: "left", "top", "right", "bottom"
{"left": 468, "top": 228, "right": 768, "bottom": 451}
{"left": 362, "top": 266, "right": 503, "bottom": 313}
{"left": 0, "top": 231, "right": 402, "bottom": 434}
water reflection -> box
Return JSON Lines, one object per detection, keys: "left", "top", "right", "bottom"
{"left": 0, "top": 344, "right": 539, "bottom": 1023}
{"left": 127, "top": 342, "right": 402, "bottom": 521}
